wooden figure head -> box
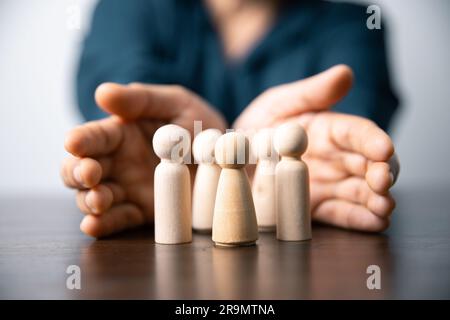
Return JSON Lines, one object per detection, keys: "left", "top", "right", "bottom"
{"left": 192, "top": 128, "right": 222, "bottom": 164}
{"left": 252, "top": 128, "right": 278, "bottom": 161}
{"left": 152, "top": 124, "right": 191, "bottom": 163}
{"left": 274, "top": 122, "right": 308, "bottom": 158}
{"left": 215, "top": 132, "right": 250, "bottom": 169}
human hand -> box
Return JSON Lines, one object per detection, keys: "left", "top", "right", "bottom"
{"left": 61, "top": 83, "right": 226, "bottom": 237}
{"left": 234, "top": 65, "right": 398, "bottom": 232}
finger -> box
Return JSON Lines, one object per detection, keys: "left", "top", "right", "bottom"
{"left": 273, "top": 64, "right": 353, "bottom": 116}
{"left": 296, "top": 112, "right": 317, "bottom": 131}
{"left": 311, "top": 177, "right": 395, "bottom": 218}
{"left": 366, "top": 162, "right": 393, "bottom": 194}
{"left": 388, "top": 153, "right": 400, "bottom": 184}
{"left": 80, "top": 203, "right": 146, "bottom": 238}
{"left": 306, "top": 157, "right": 349, "bottom": 181}
{"left": 330, "top": 114, "right": 394, "bottom": 162}
{"left": 313, "top": 199, "right": 389, "bottom": 232}
{"left": 367, "top": 192, "right": 396, "bottom": 218}
{"left": 96, "top": 82, "right": 227, "bottom": 134}
{"left": 333, "top": 177, "right": 395, "bottom": 218}
{"left": 76, "top": 190, "right": 90, "bottom": 214}
{"left": 95, "top": 82, "right": 189, "bottom": 121}
{"left": 64, "top": 118, "right": 123, "bottom": 157}
{"left": 306, "top": 153, "right": 368, "bottom": 181}
{"left": 77, "top": 183, "right": 126, "bottom": 215}
{"left": 233, "top": 65, "right": 353, "bottom": 129}
{"left": 340, "top": 152, "right": 369, "bottom": 177}
{"left": 61, "top": 157, "right": 108, "bottom": 188}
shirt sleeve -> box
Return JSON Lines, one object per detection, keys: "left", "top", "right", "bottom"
{"left": 76, "top": 0, "right": 173, "bottom": 121}
{"left": 316, "top": 4, "right": 400, "bottom": 131}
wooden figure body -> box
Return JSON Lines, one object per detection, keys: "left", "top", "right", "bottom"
{"left": 274, "top": 122, "right": 311, "bottom": 241}
{"left": 212, "top": 132, "right": 258, "bottom": 247}
{"left": 251, "top": 128, "right": 278, "bottom": 231}
{"left": 152, "top": 124, "right": 192, "bottom": 244}
{"left": 192, "top": 129, "right": 222, "bottom": 232}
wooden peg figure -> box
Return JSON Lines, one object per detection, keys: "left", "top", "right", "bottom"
{"left": 192, "top": 128, "right": 222, "bottom": 233}
{"left": 152, "top": 124, "right": 192, "bottom": 244}
{"left": 274, "top": 122, "right": 312, "bottom": 241}
{"left": 212, "top": 132, "right": 258, "bottom": 247}
{"left": 251, "top": 128, "right": 278, "bottom": 231}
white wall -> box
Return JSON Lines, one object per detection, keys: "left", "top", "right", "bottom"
{"left": 0, "top": 0, "right": 97, "bottom": 195}
{"left": 0, "top": 0, "right": 449, "bottom": 195}
{"left": 350, "top": 0, "right": 450, "bottom": 187}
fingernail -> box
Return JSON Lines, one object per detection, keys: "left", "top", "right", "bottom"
{"left": 73, "top": 165, "right": 85, "bottom": 187}
{"left": 85, "top": 192, "right": 99, "bottom": 214}
{"left": 389, "top": 172, "right": 394, "bottom": 186}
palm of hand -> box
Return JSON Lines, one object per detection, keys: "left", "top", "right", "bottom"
{"left": 105, "top": 120, "right": 161, "bottom": 222}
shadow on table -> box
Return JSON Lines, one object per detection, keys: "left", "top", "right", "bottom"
{"left": 67, "top": 225, "right": 392, "bottom": 299}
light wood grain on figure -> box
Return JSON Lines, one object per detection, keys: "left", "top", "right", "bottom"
{"left": 192, "top": 129, "right": 222, "bottom": 233}
{"left": 274, "top": 122, "right": 311, "bottom": 241}
{"left": 153, "top": 124, "right": 192, "bottom": 244}
{"left": 213, "top": 131, "right": 258, "bottom": 247}
{"left": 251, "top": 128, "right": 278, "bottom": 231}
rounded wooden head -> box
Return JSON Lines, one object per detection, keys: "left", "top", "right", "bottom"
{"left": 252, "top": 128, "right": 277, "bottom": 161}
{"left": 152, "top": 124, "right": 191, "bottom": 162}
{"left": 192, "top": 129, "right": 222, "bottom": 164}
{"left": 215, "top": 131, "right": 249, "bottom": 169}
{"left": 274, "top": 122, "right": 308, "bottom": 158}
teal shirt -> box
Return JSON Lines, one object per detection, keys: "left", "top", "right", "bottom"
{"left": 77, "top": 0, "right": 399, "bottom": 130}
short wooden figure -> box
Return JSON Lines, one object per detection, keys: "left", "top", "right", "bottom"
{"left": 192, "top": 128, "right": 222, "bottom": 233}
{"left": 212, "top": 131, "right": 258, "bottom": 247}
{"left": 251, "top": 128, "right": 278, "bottom": 231}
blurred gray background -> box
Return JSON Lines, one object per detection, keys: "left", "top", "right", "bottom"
{"left": 0, "top": 0, "right": 449, "bottom": 196}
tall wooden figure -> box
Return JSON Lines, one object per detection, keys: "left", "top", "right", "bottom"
{"left": 274, "top": 122, "right": 311, "bottom": 241}
{"left": 192, "top": 128, "right": 222, "bottom": 233}
{"left": 213, "top": 132, "right": 258, "bottom": 247}
{"left": 152, "top": 124, "right": 192, "bottom": 244}
{"left": 252, "top": 128, "right": 278, "bottom": 231}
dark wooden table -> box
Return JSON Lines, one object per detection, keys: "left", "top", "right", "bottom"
{"left": 1, "top": 185, "right": 449, "bottom": 299}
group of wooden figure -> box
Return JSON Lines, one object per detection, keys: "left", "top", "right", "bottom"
{"left": 152, "top": 122, "right": 311, "bottom": 247}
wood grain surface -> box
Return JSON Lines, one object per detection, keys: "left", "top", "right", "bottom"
{"left": 0, "top": 185, "right": 449, "bottom": 299}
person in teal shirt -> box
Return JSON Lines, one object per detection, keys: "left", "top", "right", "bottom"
{"left": 62, "top": 0, "right": 400, "bottom": 237}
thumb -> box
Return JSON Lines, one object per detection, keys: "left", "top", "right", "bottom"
{"left": 234, "top": 64, "right": 353, "bottom": 129}
{"left": 95, "top": 82, "right": 191, "bottom": 121}
{"left": 94, "top": 82, "right": 227, "bottom": 134}
{"left": 281, "top": 64, "right": 354, "bottom": 113}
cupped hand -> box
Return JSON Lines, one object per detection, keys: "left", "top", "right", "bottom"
{"left": 61, "top": 83, "right": 226, "bottom": 238}
{"left": 234, "top": 65, "right": 398, "bottom": 232}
